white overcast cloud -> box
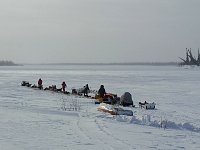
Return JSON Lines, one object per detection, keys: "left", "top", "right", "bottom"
{"left": 0, "top": 0, "right": 200, "bottom": 63}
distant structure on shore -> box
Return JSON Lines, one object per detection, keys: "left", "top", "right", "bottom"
{"left": 0, "top": 60, "right": 18, "bottom": 66}
{"left": 179, "top": 48, "right": 200, "bottom": 66}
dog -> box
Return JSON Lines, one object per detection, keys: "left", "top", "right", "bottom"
{"left": 139, "top": 101, "right": 156, "bottom": 109}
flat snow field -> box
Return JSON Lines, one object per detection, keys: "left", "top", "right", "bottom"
{"left": 0, "top": 65, "right": 200, "bottom": 150}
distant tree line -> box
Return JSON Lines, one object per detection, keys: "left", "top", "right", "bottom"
{"left": 44, "top": 62, "right": 178, "bottom": 66}
{"left": 179, "top": 48, "right": 200, "bottom": 66}
{"left": 0, "top": 60, "right": 17, "bottom": 66}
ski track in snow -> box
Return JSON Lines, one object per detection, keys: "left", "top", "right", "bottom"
{"left": 94, "top": 118, "right": 136, "bottom": 149}
{"left": 77, "top": 111, "right": 136, "bottom": 150}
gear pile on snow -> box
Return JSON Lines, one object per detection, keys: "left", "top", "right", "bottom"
{"left": 120, "top": 92, "right": 134, "bottom": 107}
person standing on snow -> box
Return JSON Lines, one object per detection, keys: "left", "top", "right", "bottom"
{"left": 62, "top": 81, "right": 67, "bottom": 92}
{"left": 83, "top": 84, "right": 90, "bottom": 96}
{"left": 38, "top": 78, "right": 43, "bottom": 89}
{"left": 98, "top": 85, "right": 106, "bottom": 98}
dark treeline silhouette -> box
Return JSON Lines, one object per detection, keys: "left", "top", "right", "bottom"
{"left": 179, "top": 48, "right": 200, "bottom": 66}
{"left": 0, "top": 60, "right": 18, "bottom": 66}
{"left": 41, "top": 62, "right": 178, "bottom": 66}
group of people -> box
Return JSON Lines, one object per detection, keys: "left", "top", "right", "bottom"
{"left": 37, "top": 78, "right": 67, "bottom": 92}
{"left": 37, "top": 78, "right": 107, "bottom": 98}
{"left": 22, "top": 79, "right": 134, "bottom": 107}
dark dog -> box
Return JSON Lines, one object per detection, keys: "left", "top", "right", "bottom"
{"left": 139, "top": 101, "right": 148, "bottom": 108}
{"left": 21, "top": 81, "right": 31, "bottom": 87}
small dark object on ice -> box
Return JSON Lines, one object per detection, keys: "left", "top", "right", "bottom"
{"left": 139, "top": 101, "right": 156, "bottom": 109}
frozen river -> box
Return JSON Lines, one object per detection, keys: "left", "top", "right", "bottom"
{"left": 0, "top": 64, "right": 200, "bottom": 150}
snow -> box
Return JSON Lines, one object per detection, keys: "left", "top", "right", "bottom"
{"left": 0, "top": 65, "right": 200, "bottom": 150}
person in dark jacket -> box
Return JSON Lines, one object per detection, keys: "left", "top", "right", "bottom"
{"left": 38, "top": 78, "right": 43, "bottom": 89}
{"left": 62, "top": 81, "right": 67, "bottom": 92}
{"left": 98, "top": 85, "right": 106, "bottom": 98}
{"left": 83, "top": 84, "right": 90, "bottom": 96}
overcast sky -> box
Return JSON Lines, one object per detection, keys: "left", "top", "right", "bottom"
{"left": 0, "top": 0, "right": 200, "bottom": 64}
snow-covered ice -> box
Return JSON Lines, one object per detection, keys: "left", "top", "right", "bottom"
{"left": 0, "top": 65, "right": 200, "bottom": 150}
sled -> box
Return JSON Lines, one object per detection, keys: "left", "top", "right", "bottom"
{"left": 97, "top": 103, "right": 133, "bottom": 116}
{"left": 113, "top": 108, "right": 133, "bottom": 116}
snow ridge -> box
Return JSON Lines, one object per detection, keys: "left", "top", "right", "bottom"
{"left": 114, "top": 114, "right": 200, "bottom": 132}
